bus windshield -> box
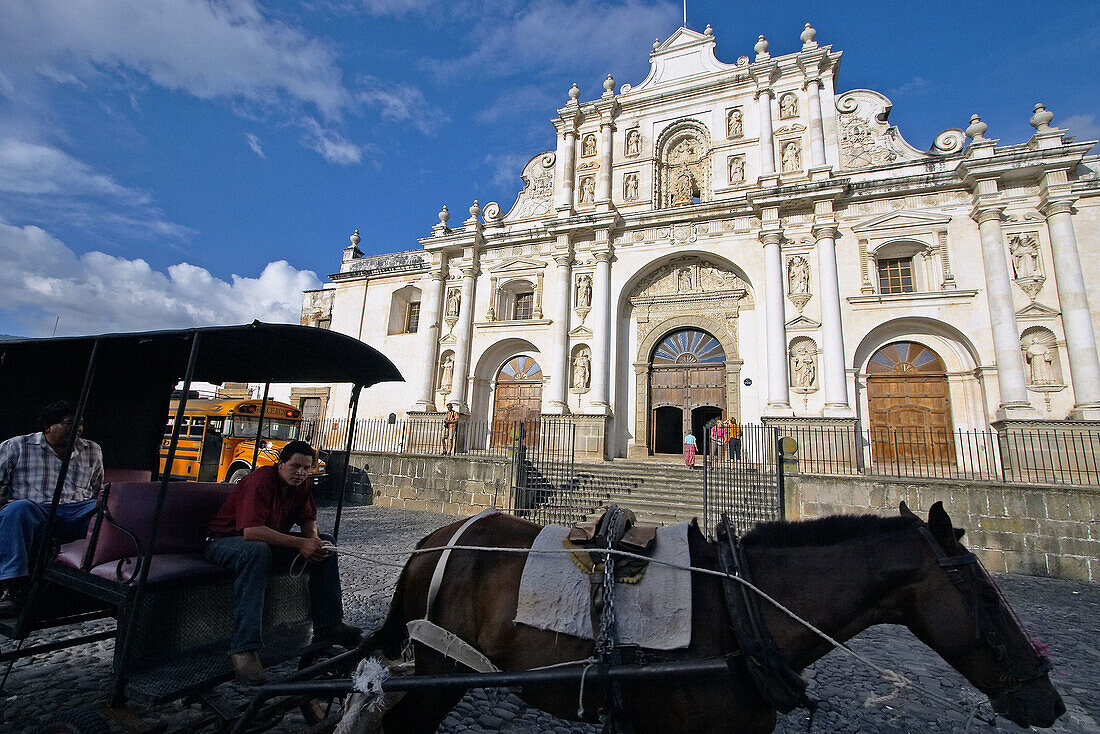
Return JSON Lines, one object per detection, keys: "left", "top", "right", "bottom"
{"left": 227, "top": 417, "right": 301, "bottom": 441}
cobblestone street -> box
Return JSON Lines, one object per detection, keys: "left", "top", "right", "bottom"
{"left": 2, "top": 505, "right": 1097, "bottom": 733}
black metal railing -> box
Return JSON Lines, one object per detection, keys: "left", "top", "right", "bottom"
{"left": 701, "top": 423, "right": 784, "bottom": 537}
{"left": 507, "top": 420, "right": 589, "bottom": 526}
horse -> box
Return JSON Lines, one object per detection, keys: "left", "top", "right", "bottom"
{"left": 361, "top": 501, "right": 1065, "bottom": 733}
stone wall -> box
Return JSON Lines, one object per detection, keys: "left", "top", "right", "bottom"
{"left": 352, "top": 451, "right": 511, "bottom": 516}
{"left": 786, "top": 473, "right": 1100, "bottom": 583}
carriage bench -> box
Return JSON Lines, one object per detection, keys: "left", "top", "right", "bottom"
{"left": 49, "top": 481, "right": 311, "bottom": 703}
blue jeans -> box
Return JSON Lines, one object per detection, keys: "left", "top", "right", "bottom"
{"left": 204, "top": 533, "right": 344, "bottom": 654}
{"left": 0, "top": 499, "right": 97, "bottom": 581}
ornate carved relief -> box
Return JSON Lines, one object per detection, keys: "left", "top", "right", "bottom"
{"left": 835, "top": 90, "right": 938, "bottom": 170}
{"left": 656, "top": 120, "right": 711, "bottom": 209}
{"left": 779, "top": 92, "right": 799, "bottom": 119}
{"left": 781, "top": 140, "right": 802, "bottom": 173}
{"left": 789, "top": 337, "right": 818, "bottom": 391}
{"left": 504, "top": 152, "right": 555, "bottom": 222}
{"left": 624, "top": 172, "right": 639, "bottom": 201}
{"left": 571, "top": 347, "right": 591, "bottom": 392}
{"left": 1009, "top": 232, "right": 1045, "bottom": 301}
{"left": 625, "top": 130, "right": 641, "bottom": 157}
{"left": 726, "top": 107, "right": 744, "bottom": 139}
{"left": 581, "top": 134, "right": 597, "bottom": 157}
{"left": 787, "top": 256, "right": 811, "bottom": 313}
{"left": 727, "top": 154, "right": 745, "bottom": 185}
{"left": 579, "top": 176, "right": 596, "bottom": 205}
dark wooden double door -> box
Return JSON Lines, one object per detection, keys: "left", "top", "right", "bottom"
{"left": 491, "top": 356, "right": 542, "bottom": 448}
{"left": 651, "top": 364, "right": 725, "bottom": 454}
{"left": 867, "top": 342, "right": 954, "bottom": 465}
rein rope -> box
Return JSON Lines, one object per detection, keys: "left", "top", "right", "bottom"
{"left": 310, "top": 539, "right": 1000, "bottom": 728}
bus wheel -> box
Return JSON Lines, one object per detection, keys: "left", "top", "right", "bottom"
{"left": 228, "top": 467, "right": 251, "bottom": 483}
{"left": 35, "top": 707, "right": 111, "bottom": 734}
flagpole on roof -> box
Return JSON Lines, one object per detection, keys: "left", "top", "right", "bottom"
{"left": 683, "top": 0, "right": 687, "bottom": 28}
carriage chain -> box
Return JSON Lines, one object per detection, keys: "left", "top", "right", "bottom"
{"left": 302, "top": 541, "right": 1000, "bottom": 729}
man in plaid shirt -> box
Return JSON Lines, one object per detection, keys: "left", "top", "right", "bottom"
{"left": 0, "top": 400, "right": 103, "bottom": 616}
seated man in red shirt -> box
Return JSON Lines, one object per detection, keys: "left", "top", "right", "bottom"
{"left": 205, "top": 440, "right": 360, "bottom": 683}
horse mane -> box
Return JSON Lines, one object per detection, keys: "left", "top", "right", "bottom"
{"left": 741, "top": 513, "right": 921, "bottom": 548}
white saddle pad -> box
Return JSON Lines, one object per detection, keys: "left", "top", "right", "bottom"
{"left": 513, "top": 522, "right": 692, "bottom": 650}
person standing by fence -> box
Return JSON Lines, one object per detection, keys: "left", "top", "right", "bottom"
{"left": 711, "top": 420, "right": 726, "bottom": 463}
{"left": 727, "top": 419, "right": 742, "bottom": 462}
{"left": 683, "top": 431, "right": 697, "bottom": 468}
{"left": 442, "top": 405, "right": 459, "bottom": 456}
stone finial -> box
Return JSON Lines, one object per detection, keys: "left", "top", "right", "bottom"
{"left": 754, "top": 34, "right": 770, "bottom": 60}
{"left": 653, "top": 37, "right": 660, "bottom": 51}
{"left": 568, "top": 83, "right": 580, "bottom": 102}
{"left": 603, "top": 74, "right": 615, "bottom": 95}
{"left": 438, "top": 205, "right": 450, "bottom": 225}
{"left": 1030, "top": 103, "right": 1054, "bottom": 132}
{"left": 469, "top": 200, "right": 481, "bottom": 219}
{"left": 349, "top": 229, "right": 361, "bottom": 247}
{"left": 704, "top": 24, "right": 714, "bottom": 37}
{"left": 801, "top": 23, "right": 818, "bottom": 49}
{"left": 966, "top": 114, "right": 988, "bottom": 142}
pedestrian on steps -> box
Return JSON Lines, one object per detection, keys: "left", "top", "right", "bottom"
{"left": 683, "top": 431, "right": 697, "bottom": 468}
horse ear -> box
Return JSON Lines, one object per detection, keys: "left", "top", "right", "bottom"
{"left": 927, "top": 501, "right": 957, "bottom": 546}
{"left": 899, "top": 501, "right": 918, "bottom": 519}
{"left": 954, "top": 528, "right": 966, "bottom": 541}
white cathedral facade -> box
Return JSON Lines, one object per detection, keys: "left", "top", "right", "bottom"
{"left": 297, "top": 24, "right": 1100, "bottom": 460}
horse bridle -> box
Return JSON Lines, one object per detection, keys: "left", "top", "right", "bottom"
{"left": 915, "top": 525, "right": 1051, "bottom": 694}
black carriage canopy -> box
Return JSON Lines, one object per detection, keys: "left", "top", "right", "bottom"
{"left": 0, "top": 321, "right": 402, "bottom": 473}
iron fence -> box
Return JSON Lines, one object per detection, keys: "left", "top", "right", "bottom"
{"left": 701, "top": 424, "right": 785, "bottom": 538}
{"left": 507, "top": 420, "right": 591, "bottom": 526}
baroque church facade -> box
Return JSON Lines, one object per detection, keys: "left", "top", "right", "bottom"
{"left": 298, "top": 24, "right": 1100, "bottom": 460}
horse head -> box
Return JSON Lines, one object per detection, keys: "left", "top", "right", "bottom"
{"left": 898, "top": 501, "right": 1065, "bottom": 729}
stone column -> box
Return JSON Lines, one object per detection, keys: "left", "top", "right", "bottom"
{"left": 814, "top": 222, "right": 849, "bottom": 413}
{"left": 805, "top": 79, "right": 827, "bottom": 168}
{"left": 413, "top": 264, "right": 446, "bottom": 411}
{"left": 596, "top": 122, "right": 614, "bottom": 205}
{"left": 973, "top": 207, "right": 1032, "bottom": 413}
{"left": 556, "top": 130, "right": 578, "bottom": 213}
{"left": 757, "top": 88, "right": 776, "bottom": 175}
{"left": 547, "top": 247, "right": 573, "bottom": 413}
{"left": 447, "top": 261, "right": 478, "bottom": 412}
{"left": 761, "top": 227, "right": 791, "bottom": 413}
{"left": 589, "top": 249, "right": 613, "bottom": 414}
{"left": 1043, "top": 199, "right": 1100, "bottom": 416}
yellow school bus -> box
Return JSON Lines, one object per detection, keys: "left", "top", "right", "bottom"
{"left": 159, "top": 398, "right": 305, "bottom": 482}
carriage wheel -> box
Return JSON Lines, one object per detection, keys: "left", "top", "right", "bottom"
{"left": 297, "top": 645, "right": 357, "bottom": 729}
{"left": 35, "top": 707, "right": 111, "bottom": 734}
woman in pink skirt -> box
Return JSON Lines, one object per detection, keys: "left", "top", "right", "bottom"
{"left": 683, "top": 431, "right": 697, "bottom": 468}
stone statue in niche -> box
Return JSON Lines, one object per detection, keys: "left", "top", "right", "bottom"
{"left": 445, "top": 289, "right": 461, "bottom": 318}
{"left": 1025, "top": 336, "right": 1055, "bottom": 385}
{"left": 625, "top": 130, "right": 640, "bottom": 157}
{"left": 781, "top": 141, "right": 802, "bottom": 173}
{"left": 572, "top": 350, "right": 591, "bottom": 389}
{"left": 791, "top": 346, "right": 816, "bottom": 388}
{"left": 728, "top": 155, "right": 745, "bottom": 184}
{"left": 1010, "top": 234, "right": 1041, "bottom": 278}
{"left": 575, "top": 274, "right": 592, "bottom": 308}
{"left": 779, "top": 93, "right": 799, "bottom": 119}
{"left": 624, "top": 173, "right": 638, "bottom": 201}
{"left": 582, "top": 134, "right": 597, "bottom": 157}
{"left": 438, "top": 354, "right": 454, "bottom": 392}
{"left": 727, "top": 108, "right": 743, "bottom": 138}
{"left": 579, "top": 176, "right": 595, "bottom": 204}
{"left": 678, "top": 268, "right": 692, "bottom": 291}
{"left": 788, "top": 257, "right": 809, "bottom": 294}
{"left": 672, "top": 167, "right": 696, "bottom": 206}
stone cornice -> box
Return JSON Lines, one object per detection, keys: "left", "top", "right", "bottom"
{"left": 846, "top": 289, "right": 979, "bottom": 308}
{"left": 748, "top": 178, "right": 850, "bottom": 212}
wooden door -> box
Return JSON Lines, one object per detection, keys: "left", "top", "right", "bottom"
{"left": 492, "top": 356, "right": 543, "bottom": 448}
{"left": 867, "top": 342, "right": 954, "bottom": 465}
{"left": 649, "top": 329, "right": 726, "bottom": 454}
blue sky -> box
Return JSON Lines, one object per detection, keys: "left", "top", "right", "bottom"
{"left": 1, "top": 0, "right": 1098, "bottom": 338}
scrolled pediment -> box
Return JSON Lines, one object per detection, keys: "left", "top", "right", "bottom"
{"left": 851, "top": 210, "right": 952, "bottom": 234}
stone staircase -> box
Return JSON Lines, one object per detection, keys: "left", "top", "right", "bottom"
{"left": 532, "top": 459, "right": 706, "bottom": 526}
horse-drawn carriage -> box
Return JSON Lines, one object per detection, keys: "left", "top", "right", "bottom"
{"left": 1, "top": 323, "right": 1067, "bottom": 733}
{"left": 0, "top": 322, "right": 401, "bottom": 732}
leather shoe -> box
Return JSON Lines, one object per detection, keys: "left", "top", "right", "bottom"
{"left": 0, "top": 580, "right": 27, "bottom": 618}
{"left": 313, "top": 620, "right": 362, "bottom": 648}
{"left": 229, "top": 650, "right": 268, "bottom": 684}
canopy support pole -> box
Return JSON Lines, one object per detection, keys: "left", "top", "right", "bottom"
{"left": 332, "top": 384, "right": 361, "bottom": 543}
{"left": 250, "top": 382, "right": 271, "bottom": 471}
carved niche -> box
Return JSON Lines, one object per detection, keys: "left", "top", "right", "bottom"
{"left": 656, "top": 120, "right": 711, "bottom": 209}
{"left": 629, "top": 258, "right": 752, "bottom": 348}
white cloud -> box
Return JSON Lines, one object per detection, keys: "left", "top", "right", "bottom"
{"left": 1062, "top": 114, "right": 1100, "bottom": 153}
{"left": 301, "top": 117, "right": 366, "bottom": 165}
{"left": 246, "top": 133, "right": 266, "bottom": 158}
{"left": 0, "top": 219, "right": 320, "bottom": 337}
{"left": 0, "top": 138, "right": 147, "bottom": 200}
{"left": 441, "top": 1, "right": 680, "bottom": 80}
{"left": 483, "top": 152, "right": 530, "bottom": 190}
{"left": 357, "top": 77, "right": 450, "bottom": 134}
{"left": 357, "top": 0, "right": 436, "bottom": 15}
{"left": 0, "top": 0, "right": 350, "bottom": 119}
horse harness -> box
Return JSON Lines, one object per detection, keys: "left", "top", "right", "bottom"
{"left": 915, "top": 525, "right": 1052, "bottom": 695}
{"left": 716, "top": 515, "right": 812, "bottom": 715}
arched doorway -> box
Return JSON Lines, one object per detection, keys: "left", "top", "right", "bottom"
{"left": 491, "top": 355, "right": 543, "bottom": 447}
{"left": 867, "top": 342, "right": 954, "bottom": 465}
{"left": 649, "top": 329, "right": 725, "bottom": 455}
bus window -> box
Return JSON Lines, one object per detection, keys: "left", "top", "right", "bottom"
{"left": 227, "top": 417, "right": 300, "bottom": 441}
{"left": 188, "top": 417, "right": 206, "bottom": 437}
